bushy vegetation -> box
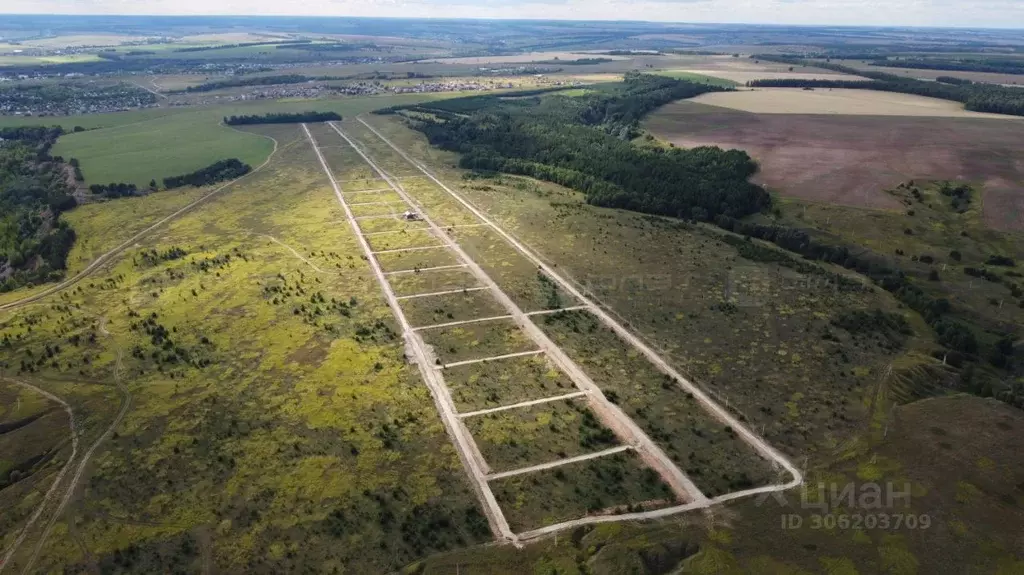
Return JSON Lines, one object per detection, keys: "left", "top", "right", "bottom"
{"left": 222, "top": 111, "right": 342, "bottom": 125}
{"left": 938, "top": 181, "right": 972, "bottom": 212}
{"left": 0, "top": 126, "right": 77, "bottom": 291}
{"left": 383, "top": 74, "right": 769, "bottom": 221}
{"left": 162, "top": 158, "right": 251, "bottom": 189}
{"left": 88, "top": 182, "right": 138, "bottom": 198}
{"left": 832, "top": 309, "right": 912, "bottom": 344}
{"left": 748, "top": 56, "right": 1024, "bottom": 116}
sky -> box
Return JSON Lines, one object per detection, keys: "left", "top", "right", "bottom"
{"left": 3, "top": 0, "right": 1024, "bottom": 29}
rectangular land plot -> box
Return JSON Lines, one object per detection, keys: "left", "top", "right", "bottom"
{"left": 466, "top": 398, "right": 619, "bottom": 473}
{"left": 388, "top": 267, "right": 478, "bottom": 297}
{"left": 419, "top": 317, "right": 535, "bottom": 365}
{"left": 400, "top": 180, "right": 486, "bottom": 227}
{"left": 537, "top": 310, "right": 779, "bottom": 497}
{"left": 365, "top": 228, "right": 438, "bottom": 252}
{"left": 445, "top": 353, "right": 576, "bottom": 412}
{"left": 340, "top": 177, "right": 386, "bottom": 190}
{"left": 446, "top": 226, "right": 578, "bottom": 313}
{"left": 358, "top": 217, "right": 429, "bottom": 235}
{"left": 399, "top": 288, "right": 506, "bottom": 327}
{"left": 349, "top": 200, "right": 411, "bottom": 218}
{"left": 491, "top": 450, "right": 679, "bottom": 532}
{"left": 346, "top": 190, "right": 404, "bottom": 204}
{"left": 308, "top": 127, "right": 381, "bottom": 182}
{"left": 375, "top": 246, "right": 460, "bottom": 273}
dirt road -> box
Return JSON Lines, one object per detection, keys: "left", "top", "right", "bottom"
{"left": 355, "top": 116, "right": 804, "bottom": 530}
{"left": 331, "top": 121, "right": 708, "bottom": 510}
{"left": 0, "top": 380, "right": 77, "bottom": 574}
{"left": 302, "top": 124, "right": 517, "bottom": 544}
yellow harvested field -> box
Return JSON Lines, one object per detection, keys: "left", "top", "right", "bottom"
{"left": 424, "top": 51, "right": 630, "bottom": 65}
{"left": 838, "top": 61, "right": 1024, "bottom": 88}
{"left": 23, "top": 34, "right": 147, "bottom": 48}
{"left": 689, "top": 88, "right": 1023, "bottom": 118}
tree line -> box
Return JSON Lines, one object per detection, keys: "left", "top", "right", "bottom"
{"left": 747, "top": 55, "right": 1024, "bottom": 116}
{"left": 379, "top": 74, "right": 769, "bottom": 222}
{"left": 869, "top": 57, "right": 1024, "bottom": 76}
{"left": 0, "top": 127, "right": 77, "bottom": 292}
{"left": 163, "top": 159, "right": 251, "bottom": 188}
{"left": 223, "top": 111, "right": 342, "bottom": 125}
{"left": 173, "top": 39, "right": 312, "bottom": 53}
{"left": 179, "top": 74, "right": 344, "bottom": 93}
{"left": 87, "top": 158, "right": 251, "bottom": 197}
{"left": 88, "top": 182, "right": 138, "bottom": 198}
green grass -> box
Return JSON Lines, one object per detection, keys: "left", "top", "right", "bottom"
{"left": 354, "top": 113, "right": 910, "bottom": 459}
{"left": 490, "top": 451, "right": 678, "bottom": 532}
{"left": 0, "top": 123, "right": 492, "bottom": 573}
{"left": 399, "top": 290, "right": 504, "bottom": 327}
{"left": 466, "top": 398, "right": 620, "bottom": 472}
{"left": 419, "top": 318, "right": 536, "bottom": 365}
{"left": 444, "top": 353, "right": 576, "bottom": 412}
{"left": 54, "top": 117, "right": 273, "bottom": 187}
{"left": 9, "top": 92, "right": 492, "bottom": 187}
{"left": 538, "top": 310, "right": 780, "bottom": 497}
{"left": 773, "top": 182, "right": 1024, "bottom": 338}
{"left": 388, "top": 268, "right": 479, "bottom": 298}
{"left": 448, "top": 226, "right": 577, "bottom": 313}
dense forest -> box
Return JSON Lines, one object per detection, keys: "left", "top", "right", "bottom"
{"left": 163, "top": 159, "right": 251, "bottom": 188}
{"left": 223, "top": 111, "right": 342, "bottom": 125}
{"left": 88, "top": 182, "right": 139, "bottom": 198}
{"left": 747, "top": 56, "right": 1024, "bottom": 116}
{"left": 179, "top": 74, "right": 343, "bottom": 93}
{"left": 379, "top": 74, "right": 769, "bottom": 221}
{"left": 869, "top": 57, "right": 1024, "bottom": 76}
{"left": 0, "top": 126, "right": 77, "bottom": 292}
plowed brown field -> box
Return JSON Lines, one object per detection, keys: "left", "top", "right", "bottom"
{"left": 646, "top": 101, "right": 1024, "bottom": 229}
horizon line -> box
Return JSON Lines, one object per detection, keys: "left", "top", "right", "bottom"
{"left": 0, "top": 13, "right": 1022, "bottom": 31}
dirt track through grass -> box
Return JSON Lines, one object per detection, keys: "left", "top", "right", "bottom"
{"left": 346, "top": 116, "right": 806, "bottom": 534}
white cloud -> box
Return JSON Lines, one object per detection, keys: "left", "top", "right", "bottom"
{"left": 2, "top": 0, "right": 1022, "bottom": 28}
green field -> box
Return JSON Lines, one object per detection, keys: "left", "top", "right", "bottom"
{"left": 53, "top": 115, "right": 274, "bottom": 187}
{"left": 38, "top": 93, "right": 484, "bottom": 187}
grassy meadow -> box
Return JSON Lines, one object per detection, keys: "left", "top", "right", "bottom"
{"left": 4, "top": 92, "right": 486, "bottom": 188}
{"left": 0, "top": 123, "right": 492, "bottom": 573}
